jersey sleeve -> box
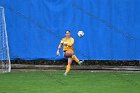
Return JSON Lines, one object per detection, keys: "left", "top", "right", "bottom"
{"left": 58, "top": 38, "right": 64, "bottom": 48}
{"left": 67, "top": 38, "right": 74, "bottom": 46}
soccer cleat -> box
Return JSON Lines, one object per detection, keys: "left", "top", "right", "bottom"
{"left": 79, "top": 60, "right": 84, "bottom": 65}
{"left": 64, "top": 72, "right": 67, "bottom": 76}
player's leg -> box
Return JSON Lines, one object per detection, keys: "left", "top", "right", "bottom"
{"left": 64, "top": 57, "right": 72, "bottom": 76}
{"left": 72, "top": 55, "right": 83, "bottom": 64}
{"left": 64, "top": 51, "right": 73, "bottom": 76}
{"left": 72, "top": 55, "right": 80, "bottom": 64}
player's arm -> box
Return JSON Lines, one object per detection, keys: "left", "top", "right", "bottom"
{"left": 56, "top": 39, "right": 64, "bottom": 56}
{"left": 58, "top": 40, "right": 63, "bottom": 50}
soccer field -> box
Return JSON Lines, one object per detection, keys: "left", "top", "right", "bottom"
{"left": 0, "top": 70, "right": 140, "bottom": 93}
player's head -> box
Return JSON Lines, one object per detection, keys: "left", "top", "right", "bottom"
{"left": 65, "top": 30, "right": 71, "bottom": 38}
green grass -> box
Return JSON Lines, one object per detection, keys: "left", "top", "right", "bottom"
{"left": 0, "top": 70, "right": 140, "bottom": 93}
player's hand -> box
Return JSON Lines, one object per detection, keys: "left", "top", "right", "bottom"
{"left": 60, "top": 41, "right": 68, "bottom": 45}
{"left": 56, "top": 50, "right": 60, "bottom": 56}
{"left": 63, "top": 42, "right": 68, "bottom": 45}
{"left": 60, "top": 41, "right": 64, "bottom": 44}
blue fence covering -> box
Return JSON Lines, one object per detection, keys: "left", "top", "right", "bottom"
{"left": 0, "top": 0, "right": 140, "bottom": 60}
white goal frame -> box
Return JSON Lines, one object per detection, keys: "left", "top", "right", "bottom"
{"left": 0, "top": 6, "right": 11, "bottom": 73}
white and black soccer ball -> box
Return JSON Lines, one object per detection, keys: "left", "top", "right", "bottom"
{"left": 77, "top": 31, "right": 84, "bottom": 38}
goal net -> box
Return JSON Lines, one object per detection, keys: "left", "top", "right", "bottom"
{"left": 0, "top": 7, "right": 11, "bottom": 73}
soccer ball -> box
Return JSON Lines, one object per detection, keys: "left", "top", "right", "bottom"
{"left": 77, "top": 31, "right": 84, "bottom": 38}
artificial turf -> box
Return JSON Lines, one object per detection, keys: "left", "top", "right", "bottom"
{"left": 0, "top": 70, "right": 140, "bottom": 93}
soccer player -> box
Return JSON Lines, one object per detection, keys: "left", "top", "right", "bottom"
{"left": 56, "top": 30, "right": 83, "bottom": 76}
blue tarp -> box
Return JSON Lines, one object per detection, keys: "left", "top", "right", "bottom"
{"left": 0, "top": 0, "right": 140, "bottom": 60}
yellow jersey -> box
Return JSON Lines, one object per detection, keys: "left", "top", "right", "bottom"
{"left": 59, "top": 37, "right": 74, "bottom": 52}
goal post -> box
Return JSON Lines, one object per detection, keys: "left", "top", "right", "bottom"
{"left": 0, "top": 6, "right": 11, "bottom": 73}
